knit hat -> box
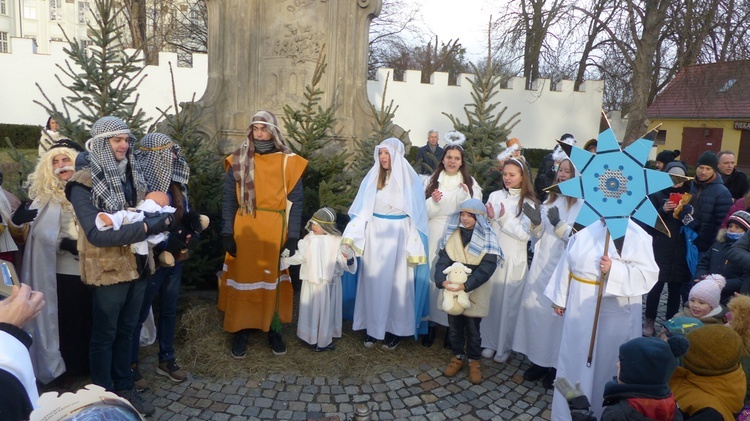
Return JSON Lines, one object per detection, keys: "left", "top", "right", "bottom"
{"left": 683, "top": 325, "right": 743, "bottom": 376}
{"left": 618, "top": 336, "right": 689, "bottom": 386}
{"left": 664, "top": 161, "right": 688, "bottom": 176}
{"left": 696, "top": 151, "right": 719, "bottom": 172}
{"left": 729, "top": 211, "right": 750, "bottom": 232}
{"left": 656, "top": 149, "right": 680, "bottom": 167}
{"left": 305, "top": 207, "right": 341, "bottom": 236}
{"left": 662, "top": 316, "right": 704, "bottom": 337}
{"left": 689, "top": 274, "right": 726, "bottom": 310}
{"left": 559, "top": 133, "right": 576, "bottom": 145}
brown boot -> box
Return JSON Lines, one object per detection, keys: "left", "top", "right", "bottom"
{"left": 642, "top": 318, "right": 655, "bottom": 337}
{"left": 444, "top": 356, "right": 464, "bottom": 377}
{"left": 468, "top": 359, "right": 483, "bottom": 384}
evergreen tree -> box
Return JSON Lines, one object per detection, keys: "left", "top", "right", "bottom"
{"left": 443, "top": 59, "right": 520, "bottom": 197}
{"left": 34, "top": 0, "right": 150, "bottom": 144}
{"left": 281, "top": 49, "right": 350, "bottom": 227}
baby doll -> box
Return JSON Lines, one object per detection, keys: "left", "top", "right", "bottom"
{"left": 280, "top": 207, "right": 356, "bottom": 351}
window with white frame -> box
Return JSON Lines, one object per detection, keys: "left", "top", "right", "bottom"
{"left": 23, "top": 0, "right": 37, "bottom": 19}
{"left": 0, "top": 0, "right": 7, "bottom": 16}
{"left": 50, "top": 0, "right": 62, "bottom": 20}
{"left": 78, "top": 1, "right": 89, "bottom": 23}
{"left": 0, "top": 32, "right": 8, "bottom": 53}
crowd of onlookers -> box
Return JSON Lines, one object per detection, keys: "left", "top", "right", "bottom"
{"left": 2, "top": 116, "right": 750, "bottom": 421}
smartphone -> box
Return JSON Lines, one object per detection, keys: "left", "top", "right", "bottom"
{"left": 0, "top": 259, "right": 19, "bottom": 298}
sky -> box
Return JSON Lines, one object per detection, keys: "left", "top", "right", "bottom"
{"left": 406, "top": 0, "right": 497, "bottom": 62}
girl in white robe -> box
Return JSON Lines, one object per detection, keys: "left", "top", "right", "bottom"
{"left": 544, "top": 220, "right": 658, "bottom": 420}
{"left": 513, "top": 157, "right": 582, "bottom": 385}
{"left": 342, "top": 138, "right": 429, "bottom": 350}
{"left": 423, "top": 144, "right": 482, "bottom": 344}
{"left": 281, "top": 207, "right": 356, "bottom": 351}
{"left": 481, "top": 157, "right": 541, "bottom": 363}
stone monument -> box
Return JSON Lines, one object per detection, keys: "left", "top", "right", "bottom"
{"left": 197, "top": 0, "right": 381, "bottom": 153}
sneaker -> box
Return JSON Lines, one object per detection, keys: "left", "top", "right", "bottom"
{"left": 468, "top": 359, "right": 483, "bottom": 384}
{"left": 494, "top": 350, "right": 511, "bottom": 363}
{"left": 481, "top": 348, "right": 496, "bottom": 359}
{"left": 157, "top": 360, "right": 187, "bottom": 383}
{"left": 381, "top": 334, "right": 401, "bottom": 351}
{"left": 231, "top": 330, "right": 249, "bottom": 359}
{"left": 268, "top": 331, "right": 287, "bottom": 355}
{"left": 444, "top": 355, "right": 464, "bottom": 377}
{"left": 542, "top": 367, "right": 557, "bottom": 389}
{"left": 116, "top": 387, "right": 155, "bottom": 416}
{"left": 523, "top": 364, "right": 549, "bottom": 382}
{"left": 364, "top": 335, "right": 378, "bottom": 348}
{"left": 131, "top": 363, "right": 148, "bottom": 392}
{"left": 314, "top": 343, "right": 335, "bottom": 352}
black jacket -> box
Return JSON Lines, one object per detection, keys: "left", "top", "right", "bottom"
{"left": 726, "top": 231, "right": 750, "bottom": 295}
{"left": 649, "top": 183, "right": 692, "bottom": 284}
{"left": 687, "top": 175, "right": 733, "bottom": 252}
{"left": 434, "top": 227, "right": 498, "bottom": 292}
{"left": 721, "top": 168, "right": 749, "bottom": 200}
{"left": 415, "top": 144, "right": 444, "bottom": 175}
{"left": 534, "top": 152, "right": 555, "bottom": 201}
{"left": 696, "top": 232, "right": 744, "bottom": 288}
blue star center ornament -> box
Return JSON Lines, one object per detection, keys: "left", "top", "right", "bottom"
{"left": 549, "top": 118, "right": 689, "bottom": 242}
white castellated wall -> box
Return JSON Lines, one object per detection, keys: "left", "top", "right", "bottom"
{"left": 0, "top": 37, "right": 607, "bottom": 149}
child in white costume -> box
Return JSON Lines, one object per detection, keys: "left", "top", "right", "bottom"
{"left": 281, "top": 207, "right": 357, "bottom": 351}
{"left": 95, "top": 191, "right": 175, "bottom": 256}
{"left": 544, "top": 219, "right": 658, "bottom": 420}
{"left": 481, "top": 157, "right": 541, "bottom": 363}
{"left": 513, "top": 157, "right": 582, "bottom": 387}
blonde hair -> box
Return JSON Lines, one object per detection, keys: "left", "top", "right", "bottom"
{"left": 27, "top": 148, "right": 78, "bottom": 205}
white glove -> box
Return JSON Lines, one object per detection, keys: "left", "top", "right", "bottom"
{"left": 281, "top": 248, "right": 291, "bottom": 258}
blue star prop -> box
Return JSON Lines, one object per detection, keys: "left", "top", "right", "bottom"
{"left": 552, "top": 125, "right": 682, "bottom": 241}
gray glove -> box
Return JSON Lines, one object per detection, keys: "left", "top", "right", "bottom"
{"left": 554, "top": 377, "right": 595, "bottom": 421}
{"left": 547, "top": 206, "right": 561, "bottom": 227}
{"left": 522, "top": 202, "right": 542, "bottom": 226}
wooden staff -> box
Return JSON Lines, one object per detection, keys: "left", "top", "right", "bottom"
{"left": 587, "top": 229, "right": 610, "bottom": 367}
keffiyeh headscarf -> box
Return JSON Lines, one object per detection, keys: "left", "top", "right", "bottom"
{"left": 439, "top": 198, "right": 503, "bottom": 258}
{"left": 85, "top": 116, "right": 147, "bottom": 213}
{"left": 138, "top": 132, "right": 190, "bottom": 192}
{"left": 305, "top": 207, "right": 341, "bottom": 236}
{"left": 231, "top": 110, "right": 291, "bottom": 215}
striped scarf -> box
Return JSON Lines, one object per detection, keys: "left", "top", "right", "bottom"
{"left": 439, "top": 198, "right": 503, "bottom": 259}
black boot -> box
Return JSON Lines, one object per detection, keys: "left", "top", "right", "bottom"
{"left": 421, "top": 326, "right": 436, "bottom": 348}
{"left": 542, "top": 367, "right": 557, "bottom": 389}
{"left": 523, "top": 364, "right": 549, "bottom": 381}
{"left": 231, "top": 329, "right": 250, "bottom": 359}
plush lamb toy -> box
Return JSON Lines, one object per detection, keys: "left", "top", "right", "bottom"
{"left": 441, "top": 261, "right": 473, "bottom": 316}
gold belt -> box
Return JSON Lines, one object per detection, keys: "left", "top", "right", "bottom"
{"left": 569, "top": 273, "right": 600, "bottom": 286}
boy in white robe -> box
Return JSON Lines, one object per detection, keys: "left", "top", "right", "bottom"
{"left": 281, "top": 207, "right": 356, "bottom": 351}
{"left": 544, "top": 219, "right": 658, "bottom": 420}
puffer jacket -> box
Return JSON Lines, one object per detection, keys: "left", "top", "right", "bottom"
{"left": 687, "top": 175, "right": 732, "bottom": 252}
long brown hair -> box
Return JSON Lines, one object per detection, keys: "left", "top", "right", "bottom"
{"left": 425, "top": 145, "right": 474, "bottom": 198}
{"left": 503, "top": 158, "right": 538, "bottom": 216}
{"left": 545, "top": 158, "right": 578, "bottom": 210}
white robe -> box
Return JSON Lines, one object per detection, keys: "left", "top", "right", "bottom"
{"left": 348, "top": 188, "right": 425, "bottom": 339}
{"left": 282, "top": 233, "right": 356, "bottom": 347}
{"left": 513, "top": 196, "right": 582, "bottom": 367}
{"left": 425, "top": 172, "right": 481, "bottom": 326}
{"left": 480, "top": 188, "right": 539, "bottom": 354}
{"left": 544, "top": 220, "right": 658, "bottom": 420}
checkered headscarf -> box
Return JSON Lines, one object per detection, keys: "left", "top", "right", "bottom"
{"left": 231, "top": 110, "right": 291, "bottom": 215}
{"left": 138, "top": 132, "right": 190, "bottom": 192}
{"left": 85, "top": 116, "right": 147, "bottom": 212}
{"left": 439, "top": 198, "right": 503, "bottom": 259}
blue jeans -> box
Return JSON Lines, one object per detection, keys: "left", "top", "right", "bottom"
{"left": 131, "top": 262, "right": 182, "bottom": 364}
{"left": 90, "top": 279, "right": 147, "bottom": 391}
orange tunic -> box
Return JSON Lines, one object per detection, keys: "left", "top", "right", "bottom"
{"left": 218, "top": 152, "right": 307, "bottom": 332}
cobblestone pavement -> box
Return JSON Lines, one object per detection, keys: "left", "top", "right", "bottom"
{"left": 136, "top": 351, "right": 554, "bottom": 420}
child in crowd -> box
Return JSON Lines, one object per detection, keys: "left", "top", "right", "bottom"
{"left": 96, "top": 191, "right": 176, "bottom": 265}
{"left": 281, "top": 207, "right": 357, "bottom": 352}
{"left": 695, "top": 210, "right": 750, "bottom": 304}
{"left": 434, "top": 198, "right": 501, "bottom": 384}
{"left": 481, "top": 157, "right": 540, "bottom": 363}
{"left": 662, "top": 274, "right": 728, "bottom": 333}
{"left": 555, "top": 335, "right": 689, "bottom": 421}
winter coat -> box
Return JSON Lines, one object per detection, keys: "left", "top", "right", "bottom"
{"left": 415, "top": 144, "right": 444, "bottom": 175}
{"left": 695, "top": 231, "right": 744, "bottom": 296}
{"left": 687, "top": 175, "right": 733, "bottom": 252}
{"left": 649, "top": 184, "right": 692, "bottom": 284}
{"left": 534, "top": 152, "right": 555, "bottom": 201}
{"left": 721, "top": 168, "right": 749, "bottom": 201}
{"left": 669, "top": 365, "right": 746, "bottom": 421}
{"left": 65, "top": 169, "right": 148, "bottom": 286}
{"left": 601, "top": 382, "right": 684, "bottom": 421}
{"left": 726, "top": 231, "right": 750, "bottom": 295}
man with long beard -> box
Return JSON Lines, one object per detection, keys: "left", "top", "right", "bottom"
{"left": 22, "top": 144, "right": 92, "bottom": 386}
